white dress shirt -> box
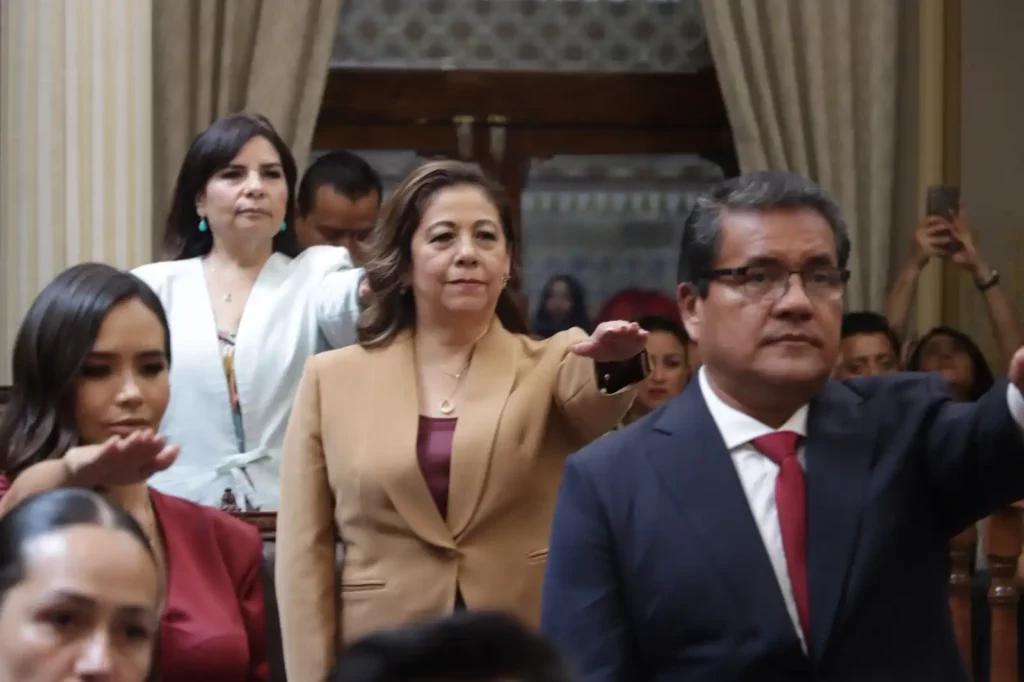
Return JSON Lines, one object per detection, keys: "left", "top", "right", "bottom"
{"left": 697, "top": 367, "right": 1024, "bottom": 653}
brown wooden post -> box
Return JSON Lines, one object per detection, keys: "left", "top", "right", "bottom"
{"left": 987, "top": 508, "right": 1023, "bottom": 682}
{"left": 951, "top": 525, "right": 978, "bottom": 672}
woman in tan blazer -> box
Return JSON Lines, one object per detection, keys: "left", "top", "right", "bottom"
{"left": 276, "top": 160, "right": 648, "bottom": 682}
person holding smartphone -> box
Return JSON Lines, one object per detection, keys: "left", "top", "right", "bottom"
{"left": 885, "top": 189, "right": 1024, "bottom": 682}
{"left": 885, "top": 191, "right": 1021, "bottom": 370}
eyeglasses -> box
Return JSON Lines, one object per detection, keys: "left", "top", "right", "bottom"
{"left": 702, "top": 263, "right": 849, "bottom": 302}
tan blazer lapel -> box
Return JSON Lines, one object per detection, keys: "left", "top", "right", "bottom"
{"left": 372, "top": 331, "right": 454, "bottom": 549}
{"left": 447, "top": 321, "right": 517, "bottom": 538}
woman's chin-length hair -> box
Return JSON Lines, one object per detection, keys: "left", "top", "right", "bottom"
{"left": 357, "top": 160, "right": 528, "bottom": 348}
{"left": 163, "top": 113, "right": 300, "bottom": 260}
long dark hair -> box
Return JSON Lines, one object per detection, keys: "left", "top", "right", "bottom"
{"left": 532, "top": 274, "right": 591, "bottom": 338}
{"left": 0, "top": 264, "right": 171, "bottom": 479}
{"left": 163, "top": 113, "right": 300, "bottom": 260}
{"left": 906, "top": 326, "right": 995, "bottom": 401}
{"left": 328, "top": 611, "right": 572, "bottom": 682}
{"left": 357, "top": 160, "right": 528, "bottom": 348}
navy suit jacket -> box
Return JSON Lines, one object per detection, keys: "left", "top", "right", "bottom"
{"left": 541, "top": 373, "right": 1024, "bottom": 682}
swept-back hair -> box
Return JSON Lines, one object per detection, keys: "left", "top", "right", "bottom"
{"left": 0, "top": 488, "right": 158, "bottom": 602}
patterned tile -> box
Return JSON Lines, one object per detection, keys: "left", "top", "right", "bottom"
{"left": 332, "top": 0, "right": 711, "bottom": 73}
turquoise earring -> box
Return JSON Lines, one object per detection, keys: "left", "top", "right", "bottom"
{"left": 280, "top": 222, "right": 287, "bottom": 233}
{"left": 198, "top": 218, "right": 208, "bottom": 233}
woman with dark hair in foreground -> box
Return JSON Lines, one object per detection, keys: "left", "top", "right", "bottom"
{"left": 329, "top": 612, "right": 573, "bottom": 682}
{"left": 0, "top": 263, "right": 268, "bottom": 682}
{"left": 133, "top": 113, "right": 365, "bottom": 512}
{"left": 0, "top": 488, "right": 162, "bottom": 682}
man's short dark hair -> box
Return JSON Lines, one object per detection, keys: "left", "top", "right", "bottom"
{"left": 328, "top": 612, "right": 573, "bottom": 682}
{"left": 297, "top": 151, "right": 382, "bottom": 216}
{"left": 841, "top": 311, "right": 901, "bottom": 356}
{"left": 677, "top": 170, "right": 851, "bottom": 295}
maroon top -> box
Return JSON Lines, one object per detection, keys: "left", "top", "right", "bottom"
{"left": 0, "top": 476, "right": 268, "bottom": 682}
{"left": 416, "top": 416, "right": 457, "bottom": 519}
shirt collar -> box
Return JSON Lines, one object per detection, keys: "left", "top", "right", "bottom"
{"left": 697, "top": 366, "right": 808, "bottom": 451}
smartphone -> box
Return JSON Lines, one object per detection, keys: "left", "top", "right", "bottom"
{"left": 926, "top": 185, "right": 960, "bottom": 220}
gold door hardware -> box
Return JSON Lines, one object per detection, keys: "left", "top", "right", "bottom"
{"left": 487, "top": 115, "right": 508, "bottom": 166}
{"left": 453, "top": 115, "right": 475, "bottom": 159}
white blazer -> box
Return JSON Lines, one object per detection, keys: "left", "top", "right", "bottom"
{"left": 132, "top": 246, "right": 362, "bottom": 510}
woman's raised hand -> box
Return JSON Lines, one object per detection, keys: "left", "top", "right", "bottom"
{"left": 571, "top": 321, "right": 648, "bottom": 362}
{"left": 64, "top": 429, "right": 179, "bottom": 489}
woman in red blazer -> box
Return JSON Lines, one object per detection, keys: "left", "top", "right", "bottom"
{"left": 0, "top": 263, "right": 268, "bottom": 682}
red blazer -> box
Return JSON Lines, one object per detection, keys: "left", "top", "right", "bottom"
{"left": 150, "top": 489, "right": 268, "bottom": 682}
{"left": 0, "top": 478, "right": 268, "bottom": 682}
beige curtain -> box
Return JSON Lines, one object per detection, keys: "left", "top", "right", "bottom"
{"left": 152, "top": 0, "right": 344, "bottom": 258}
{"left": 0, "top": 0, "right": 153, "bottom": 385}
{"left": 700, "top": 0, "right": 901, "bottom": 311}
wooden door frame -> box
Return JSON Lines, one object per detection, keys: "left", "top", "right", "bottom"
{"left": 313, "top": 68, "right": 735, "bottom": 160}
{"left": 313, "top": 67, "right": 737, "bottom": 275}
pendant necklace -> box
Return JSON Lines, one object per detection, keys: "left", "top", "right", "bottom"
{"left": 439, "top": 363, "right": 470, "bottom": 416}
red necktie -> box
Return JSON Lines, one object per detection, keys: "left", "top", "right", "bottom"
{"left": 752, "top": 431, "right": 810, "bottom": 642}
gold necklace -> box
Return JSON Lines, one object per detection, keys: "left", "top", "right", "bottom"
{"left": 439, "top": 362, "right": 470, "bottom": 416}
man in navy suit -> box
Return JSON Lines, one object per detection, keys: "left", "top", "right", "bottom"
{"left": 540, "top": 170, "right": 1024, "bottom": 682}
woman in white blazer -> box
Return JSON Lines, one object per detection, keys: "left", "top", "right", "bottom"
{"left": 134, "top": 114, "right": 363, "bottom": 512}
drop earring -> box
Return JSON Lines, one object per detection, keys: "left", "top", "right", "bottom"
{"left": 502, "top": 274, "right": 511, "bottom": 288}
{"left": 280, "top": 222, "right": 287, "bottom": 233}
{"left": 198, "top": 218, "right": 208, "bottom": 233}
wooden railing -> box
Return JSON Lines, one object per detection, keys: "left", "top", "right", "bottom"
{"left": 954, "top": 507, "right": 1024, "bottom": 682}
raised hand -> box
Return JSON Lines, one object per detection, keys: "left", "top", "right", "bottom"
{"left": 946, "top": 208, "right": 985, "bottom": 274}
{"left": 571, "top": 321, "right": 648, "bottom": 363}
{"left": 359, "top": 275, "right": 372, "bottom": 304}
{"left": 1010, "top": 348, "right": 1024, "bottom": 396}
{"left": 913, "top": 217, "right": 957, "bottom": 264}
{"left": 64, "top": 429, "right": 179, "bottom": 489}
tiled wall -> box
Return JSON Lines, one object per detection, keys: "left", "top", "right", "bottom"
{"left": 332, "top": 0, "right": 711, "bottom": 73}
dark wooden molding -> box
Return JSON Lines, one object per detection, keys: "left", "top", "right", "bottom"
{"left": 318, "top": 68, "right": 728, "bottom": 128}
{"left": 313, "top": 68, "right": 735, "bottom": 161}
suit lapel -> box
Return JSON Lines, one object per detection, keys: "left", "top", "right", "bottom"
{"left": 805, "top": 381, "right": 871, "bottom": 660}
{"left": 372, "top": 331, "right": 454, "bottom": 549}
{"left": 646, "top": 382, "right": 802, "bottom": 649}
{"left": 447, "top": 321, "right": 516, "bottom": 538}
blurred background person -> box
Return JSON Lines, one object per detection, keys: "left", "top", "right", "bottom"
{"left": 593, "top": 288, "right": 700, "bottom": 373}
{"left": 295, "top": 150, "right": 382, "bottom": 263}
{"left": 0, "top": 263, "right": 269, "bottom": 682}
{"left": 327, "top": 612, "right": 574, "bottom": 682}
{"left": 532, "top": 274, "right": 591, "bottom": 339}
{"left": 887, "top": 209, "right": 1021, "bottom": 374}
{"left": 834, "top": 311, "right": 901, "bottom": 378}
{"left": 276, "top": 161, "right": 647, "bottom": 682}
{"left": 0, "top": 488, "right": 162, "bottom": 682}
{"left": 620, "top": 315, "right": 691, "bottom": 426}
{"left": 134, "top": 114, "right": 364, "bottom": 511}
